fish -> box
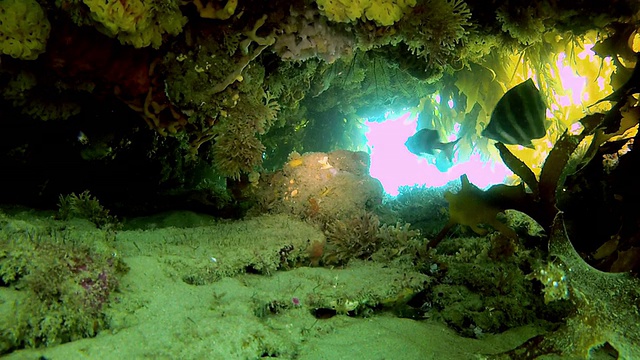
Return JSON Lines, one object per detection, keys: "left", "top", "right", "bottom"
{"left": 77, "top": 131, "right": 89, "bottom": 145}
{"left": 434, "top": 150, "right": 455, "bottom": 172}
{"left": 482, "top": 78, "right": 547, "bottom": 148}
{"left": 405, "top": 128, "right": 460, "bottom": 171}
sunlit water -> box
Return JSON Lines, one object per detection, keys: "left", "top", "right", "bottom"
{"left": 365, "top": 112, "right": 512, "bottom": 196}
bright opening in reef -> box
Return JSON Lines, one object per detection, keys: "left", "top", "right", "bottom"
{"left": 365, "top": 112, "right": 512, "bottom": 196}
{"left": 364, "top": 30, "right": 616, "bottom": 197}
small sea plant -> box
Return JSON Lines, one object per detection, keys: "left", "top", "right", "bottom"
{"left": 0, "top": 228, "right": 128, "bottom": 350}
{"left": 324, "top": 211, "right": 422, "bottom": 265}
{"left": 57, "top": 190, "right": 118, "bottom": 229}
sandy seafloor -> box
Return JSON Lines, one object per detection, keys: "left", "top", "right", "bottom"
{"left": 0, "top": 209, "right": 610, "bottom": 360}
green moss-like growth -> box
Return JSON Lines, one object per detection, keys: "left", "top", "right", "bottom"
{"left": 116, "top": 213, "right": 326, "bottom": 285}
{"left": 0, "top": 216, "right": 128, "bottom": 352}
{"left": 428, "top": 236, "right": 571, "bottom": 338}
{"left": 212, "top": 91, "right": 275, "bottom": 179}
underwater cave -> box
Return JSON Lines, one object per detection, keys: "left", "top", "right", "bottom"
{"left": 1, "top": 0, "right": 640, "bottom": 358}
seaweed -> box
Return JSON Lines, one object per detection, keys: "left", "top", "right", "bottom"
{"left": 433, "top": 110, "right": 606, "bottom": 248}
{"left": 57, "top": 191, "right": 119, "bottom": 229}
{"left": 0, "top": 226, "right": 127, "bottom": 351}
{"left": 324, "top": 211, "right": 422, "bottom": 265}
{"left": 495, "top": 113, "right": 605, "bottom": 230}
{"left": 429, "top": 175, "right": 519, "bottom": 248}
{"left": 490, "top": 214, "right": 640, "bottom": 359}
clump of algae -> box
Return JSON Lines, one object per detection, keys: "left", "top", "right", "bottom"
{"left": 494, "top": 214, "right": 640, "bottom": 359}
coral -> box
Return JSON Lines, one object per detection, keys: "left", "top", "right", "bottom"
{"left": 273, "top": 7, "right": 355, "bottom": 63}
{"left": 264, "top": 59, "right": 319, "bottom": 105}
{"left": 81, "top": 0, "right": 148, "bottom": 38}
{"left": 316, "top": 0, "right": 368, "bottom": 23}
{"left": 163, "top": 17, "right": 268, "bottom": 115}
{"left": 495, "top": 4, "right": 548, "bottom": 46}
{"left": 404, "top": 0, "right": 470, "bottom": 45}
{"left": 213, "top": 17, "right": 274, "bottom": 96}
{"left": 192, "top": 0, "right": 237, "bottom": 20}
{"left": 0, "top": 0, "right": 51, "bottom": 60}
{"left": 316, "top": 0, "right": 416, "bottom": 26}
{"left": 206, "top": 61, "right": 276, "bottom": 179}
{"left": 162, "top": 16, "right": 276, "bottom": 158}
{"left": 364, "top": 0, "right": 416, "bottom": 26}
{"left": 252, "top": 150, "right": 384, "bottom": 224}
{"left": 240, "top": 14, "right": 276, "bottom": 51}
{"left": 63, "top": 0, "right": 187, "bottom": 48}
{"left": 396, "top": 0, "right": 472, "bottom": 81}
{"left": 211, "top": 114, "right": 267, "bottom": 180}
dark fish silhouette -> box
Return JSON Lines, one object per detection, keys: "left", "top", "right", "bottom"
{"left": 405, "top": 129, "right": 460, "bottom": 171}
{"left": 405, "top": 129, "right": 459, "bottom": 157}
{"left": 482, "top": 78, "right": 547, "bottom": 148}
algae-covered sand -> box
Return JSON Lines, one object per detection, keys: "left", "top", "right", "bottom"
{"left": 0, "top": 209, "right": 552, "bottom": 359}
